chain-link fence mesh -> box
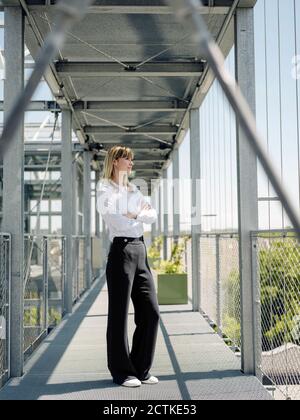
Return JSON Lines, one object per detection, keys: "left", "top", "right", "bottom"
{"left": 219, "top": 235, "right": 241, "bottom": 351}
{"left": 253, "top": 231, "right": 300, "bottom": 401}
{"left": 199, "top": 234, "right": 241, "bottom": 352}
{"left": 200, "top": 236, "right": 218, "bottom": 324}
{"left": 23, "top": 235, "right": 65, "bottom": 355}
{"left": 47, "top": 237, "right": 65, "bottom": 329}
{"left": 24, "top": 235, "right": 46, "bottom": 354}
{"left": 0, "top": 234, "right": 10, "bottom": 385}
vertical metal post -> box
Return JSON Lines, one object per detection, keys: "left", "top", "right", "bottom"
{"left": 61, "top": 110, "right": 74, "bottom": 315}
{"left": 158, "top": 183, "right": 162, "bottom": 238}
{"left": 151, "top": 183, "right": 157, "bottom": 244}
{"left": 7, "top": 234, "right": 12, "bottom": 379}
{"left": 43, "top": 237, "right": 49, "bottom": 331}
{"left": 216, "top": 234, "right": 221, "bottom": 336}
{"left": 78, "top": 166, "right": 84, "bottom": 235}
{"left": 95, "top": 171, "right": 101, "bottom": 238}
{"left": 3, "top": 6, "right": 25, "bottom": 377}
{"left": 72, "top": 160, "right": 78, "bottom": 237}
{"left": 172, "top": 148, "right": 180, "bottom": 244}
{"left": 157, "top": 183, "right": 162, "bottom": 260}
{"left": 84, "top": 151, "right": 92, "bottom": 289}
{"left": 251, "top": 235, "right": 262, "bottom": 381}
{"left": 190, "top": 109, "right": 202, "bottom": 312}
{"left": 235, "top": 7, "right": 258, "bottom": 375}
{"left": 163, "top": 169, "right": 168, "bottom": 260}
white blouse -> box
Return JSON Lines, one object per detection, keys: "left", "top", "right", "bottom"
{"left": 96, "top": 179, "right": 157, "bottom": 243}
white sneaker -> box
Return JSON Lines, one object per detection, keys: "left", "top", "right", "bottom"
{"left": 141, "top": 376, "right": 159, "bottom": 385}
{"left": 121, "top": 378, "right": 142, "bottom": 387}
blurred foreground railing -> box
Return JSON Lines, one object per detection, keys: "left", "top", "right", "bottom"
{"left": 0, "top": 234, "right": 11, "bottom": 387}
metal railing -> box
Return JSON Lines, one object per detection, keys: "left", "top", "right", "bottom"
{"left": 252, "top": 230, "right": 300, "bottom": 401}
{"left": 72, "top": 236, "right": 86, "bottom": 303}
{"left": 199, "top": 233, "right": 241, "bottom": 352}
{"left": 0, "top": 234, "right": 11, "bottom": 387}
{"left": 24, "top": 235, "right": 66, "bottom": 356}
{"left": 0, "top": 232, "right": 100, "bottom": 389}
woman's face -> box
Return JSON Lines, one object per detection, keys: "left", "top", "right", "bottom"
{"left": 114, "top": 156, "right": 134, "bottom": 175}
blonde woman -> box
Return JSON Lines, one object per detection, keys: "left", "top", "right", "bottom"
{"left": 96, "top": 146, "right": 160, "bottom": 388}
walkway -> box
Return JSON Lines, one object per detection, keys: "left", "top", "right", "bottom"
{"left": 0, "top": 275, "right": 272, "bottom": 400}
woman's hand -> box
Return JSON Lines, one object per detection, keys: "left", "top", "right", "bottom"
{"left": 125, "top": 212, "right": 138, "bottom": 220}
{"left": 142, "top": 203, "right": 152, "bottom": 211}
{"left": 125, "top": 203, "right": 151, "bottom": 219}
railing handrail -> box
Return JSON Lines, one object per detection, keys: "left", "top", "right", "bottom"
{"left": 24, "top": 234, "right": 66, "bottom": 239}
{"left": 199, "top": 232, "right": 239, "bottom": 238}
{"left": 251, "top": 229, "right": 297, "bottom": 236}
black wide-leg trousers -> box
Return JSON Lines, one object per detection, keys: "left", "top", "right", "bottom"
{"left": 106, "top": 236, "right": 160, "bottom": 385}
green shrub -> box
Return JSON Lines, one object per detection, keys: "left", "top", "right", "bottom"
{"left": 156, "top": 237, "right": 189, "bottom": 275}
{"left": 148, "top": 236, "right": 163, "bottom": 259}
{"left": 259, "top": 239, "right": 300, "bottom": 349}
{"left": 24, "top": 307, "right": 40, "bottom": 326}
{"left": 49, "top": 307, "right": 62, "bottom": 326}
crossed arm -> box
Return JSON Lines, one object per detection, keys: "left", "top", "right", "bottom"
{"left": 97, "top": 188, "right": 157, "bottom": 229}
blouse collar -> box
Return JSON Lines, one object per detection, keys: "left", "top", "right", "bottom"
{"left": 108, "top": 179, "right": 137, "bottom": 193}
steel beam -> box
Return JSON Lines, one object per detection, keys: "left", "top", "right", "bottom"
{"left": 2, "top": 0, "right": 240, "bottom": 13}
{"left": 84, "top": 125, "right": 177, "bottom": 136}
{"left": 56, "top": 62, "right": 204, "bottom": 78}
{"left": 73, "top": 101, "right": 188, "bottom": 113}
{"left": 0, "top": 100, "right": 59, "bottom": 112}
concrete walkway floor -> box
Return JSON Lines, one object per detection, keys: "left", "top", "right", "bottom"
{"left": 0, "top": 275, "right": 272, "bottom": 400}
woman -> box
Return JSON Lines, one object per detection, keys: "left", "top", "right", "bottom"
{"left": 96, "top": 145, "right": 160, "bottom": 388}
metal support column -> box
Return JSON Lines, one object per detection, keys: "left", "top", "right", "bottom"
{"left": 158, "top": 183, "right": 162, "bottom": 238}
{"left": 190, "top": 109, "right": 201, "bottom": 312}
{"left": 95, "top": 171, "right": 101, "bottom": 238}
{"left": 84, "top": 151, "right": 92, "bottom": 289}
{"left": 61, "top": 110, "right": 74, "bottom": 315}
{"left": 163, "top": 169, "right": 168, "bottom": 260}
{"left": 172, "top": 148, "right": 180, "bottom": 243}
{"left": 150, "top": 181, "right": 158, "bottom": 244}
{"left": 3, "top": 6, "right": 25, "bottom": 377}
{"left": 78, "top": 167, "right": 84, "bottom": 235}
{"left": 72, "top": 159, "right": 78, "bottom": 237}
{"left": 235, "top": 7, "right": 258, "bottom": 375}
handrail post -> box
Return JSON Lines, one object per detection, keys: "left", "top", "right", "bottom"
{"left": 235, "top": 7, "right": 258, "bottom": 375}
{"left": 216, "top": 234, "right": 221, "bottom": 336}
{"left": 43, "top": 237, "right": 49, "bottom": 332}
{"left": 190, "top": 108, "right": 202, "bottom": 312}
{"left": 62, "top": 110, "right": 74, "bottom": 315}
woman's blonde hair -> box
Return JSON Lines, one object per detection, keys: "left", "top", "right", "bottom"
{"left": 102, "top": 145, "right": 134, "bottom": 182}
